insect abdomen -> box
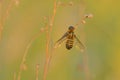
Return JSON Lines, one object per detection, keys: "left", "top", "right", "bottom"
{"left": 66, "top": 39, "right": 73, "bottom": 50}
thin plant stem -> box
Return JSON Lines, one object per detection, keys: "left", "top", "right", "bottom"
{"left": 36, "top": 64, "right": 40, "bottom": 80}
{"left": 0, "top": 0, "right": 14, "bottom": 41}
{"left": 75, "top": 13, "right": 92, "bottom": 80}
{"left": 43, "top": 1, "right": 74, "bottom": 79}
{"left": 73, "top": 9, "right": 93, "bottom": 80}
{"left": 14, "top": 0, "right": 20, "bottom": 6}
{"left": 81, "top": 14, "right": 93, "bottom": 80}
{"left": 17, "top": 28, "right": 47, "bottom": 80}
{"left": 13, "top": 72, "right": 16, "bottom": 80}
{"left": 43, "top": 1, "right": 57, "bottom": 80}
{"left": 0, "top": 0, "right": 2, "bottom": 41}
{"left": 74, "top": 14, "right": 93, "bottom": 28}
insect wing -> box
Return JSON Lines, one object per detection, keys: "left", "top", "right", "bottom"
{"left": 54, "top": 32, "right": 69, "bottom": 48}
{"left": 74, "top": 34, "right": 85, "bottom": 52}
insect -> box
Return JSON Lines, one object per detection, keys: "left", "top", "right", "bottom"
{"left": 54, "top": 26, "right": 85, "bottom": 52}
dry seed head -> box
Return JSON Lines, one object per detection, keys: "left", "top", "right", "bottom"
{"left": 14, "top": 0, "right": 19, "bottom": 6}
{"left": 40, "top": 27, "right": 45, "bottom": 32}
{"left": 36, "top": 64, "right": 40, "bottom": 68}
{"left": 58, "top": 1, "right": 62, "bottom": 6}
{"left": 69, "top": 1, "right": 74, "bottom": 6}
{"left": 81, "top": 20, "right": 86, "bottom": 24}
{"left": 84, "top": 14, "right": 93, "bottom": 18}
{"left": 21, "top": 63, "right": 27, "bottom": 71}
{"left": 57, "top": 1, "right": 73, "bottom": 7}
{"left": 49, "top": 23, "right": 53, "bottom": 26}
{"left": 57, "top": 1, "right": 65, "bottom": 6}
{"left": 0, "top": 24, "right": 3, "bottom": 30}
{"left": 54, "top": 44, "right": 61, "bottom": 49}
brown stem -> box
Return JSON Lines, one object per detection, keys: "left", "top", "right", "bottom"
{"left": 17, "top": 28, "right": 46, "bottom": 80}
{"left": 36, "top": 64, "right": 40, "bottom": 80}
{"left": 0, "top": 0, "right": 14, "bottom": 41}
{"left": 13, "top": 72, "right": 16, "bottom": 80}
{"left": 43, "top": 1, "right": 57, "bottom": 80}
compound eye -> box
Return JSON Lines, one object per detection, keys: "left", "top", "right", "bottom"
{"left": 69, "top": 26, "right": 74, "bottom": 30}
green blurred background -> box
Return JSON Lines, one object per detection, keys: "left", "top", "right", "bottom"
{"left": 0, "top": 0, "right": 120, "bottom": 80}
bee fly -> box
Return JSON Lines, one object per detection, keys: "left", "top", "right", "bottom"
{"left": 54, "top": 26, "right": 85, "bottom": 52}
